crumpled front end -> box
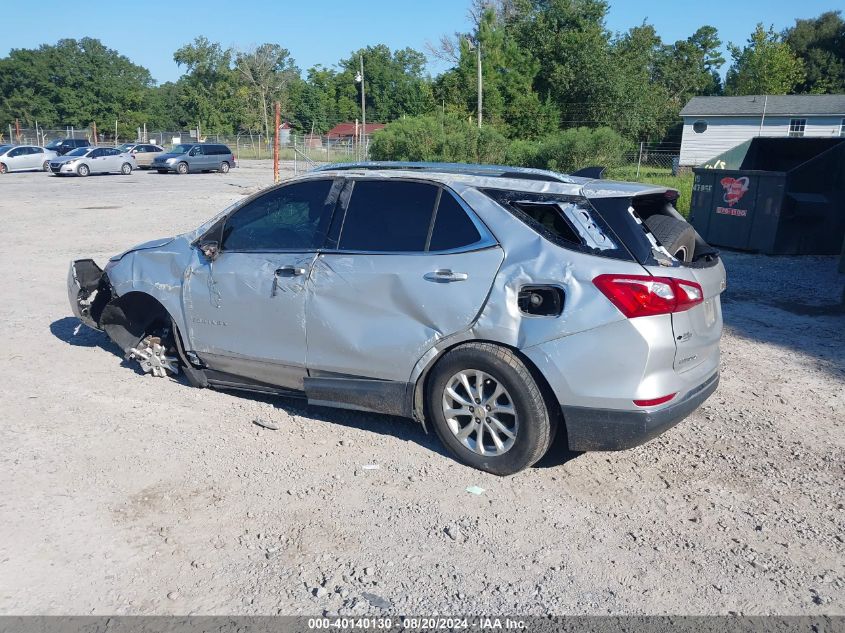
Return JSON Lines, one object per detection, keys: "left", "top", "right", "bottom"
{"left": 67, "top": 259, "right": 109, "bottom": 330}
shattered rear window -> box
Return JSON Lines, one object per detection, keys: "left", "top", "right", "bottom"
{"left": 481, "top": 188, "right": 634, "bottom": 261}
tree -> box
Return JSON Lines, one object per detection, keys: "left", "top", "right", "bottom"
{"left": 435, "top": 7, "right": 558, "bottom": 137}
{"left": 235, "top": 44, "right": 299, "bottom": 138}
{"left": 784, "top": 11, "right": 845, "bottom": 93}
{"left": 725, "top": 24, "right": 805, "bottom": 95}
{"left": 658, "top": 26, "right": 724, "bottom": 107}
{"left": 333, "top": 45, "right": 434, "bottom": 123}
{"left": 0, "top": 38, "right": 154, "bottom": 135}
{"left": 173, "top": 37, "right": 241, "bottom": 134}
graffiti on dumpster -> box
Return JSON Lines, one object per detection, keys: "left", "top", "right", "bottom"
{"left": 720, "top": 176, "right": 750, "bottom": 207}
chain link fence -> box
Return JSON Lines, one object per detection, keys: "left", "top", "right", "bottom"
{"left": 1, "top": 125, "right": 372, "bottom": 165}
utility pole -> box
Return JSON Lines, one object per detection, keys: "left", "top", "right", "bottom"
{"left": 273, "top": 101, "right": 281, "bottom": 183}
{"left": 355, "top": 54, "right": 366, "bottom": 159}
{"left": 466, "top": 37, "right": 482, "bottom": 128}
{"left": 476, "top": 40, "right": 482, "bottom": 128}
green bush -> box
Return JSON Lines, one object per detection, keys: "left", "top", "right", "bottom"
{"left": 530, "top": 127, "right": 629, "bottom": 172}
{"left": 369, "top": 114, "right": 508, "bottom": 164}
{"left": 372, "top": 118, "right": 628, "bottom": 176}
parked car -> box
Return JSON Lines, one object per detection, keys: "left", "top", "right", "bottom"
{"left": 44, "top": 138, "right": 92, "bottom": 156}
{"left": 151, "top": 143, "right": 235, "bottom": 174}
{"left": 0, "top": 145, "right": 57, "bottom": 173}
{"left": 68, "top": 162, "right": 725, "bottom": 475}
{"left": 49, "top": 146, "right": 137, "bottom": 176}
{"left": 115, "top": 143, "right": 165, "bottom": 169}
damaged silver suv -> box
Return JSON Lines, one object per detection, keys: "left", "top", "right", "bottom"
{"left": 68, "top": 162, "right": 725, "bottom": 475}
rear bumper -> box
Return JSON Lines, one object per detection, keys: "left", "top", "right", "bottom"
{"left": 562, "top": 370, "right": 719, "bottom": 451}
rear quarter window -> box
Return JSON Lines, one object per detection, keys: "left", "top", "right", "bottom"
{"left": 428, "top": 191, "right": 483, "bottom": 251}
{"left": 482, "top": 188, "right": 633, "bottom": 261}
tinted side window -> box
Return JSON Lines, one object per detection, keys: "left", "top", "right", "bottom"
{"left": 105, "top": 148, "right": 119, "bottom": 156}
{"left": 90, "top": 149, "right": 104, "bottom": 158}
{"left": 222, "top": 180, "right": 335, "bottom": 251}
{"left": 339, "top": 180, "right": 438, "bottom": 252}
{"left": 428, "top": 191, "right": 482, "bottom": 251}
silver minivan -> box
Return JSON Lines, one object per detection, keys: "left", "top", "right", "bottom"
{"left": 151, "top": 143, "right": 235, "bottom": 174}
{"left": 68, "top": 162, "right": 725, "bottom": 475}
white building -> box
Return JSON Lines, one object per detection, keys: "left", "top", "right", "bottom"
{"left": 679, "top": 94, "right": 845, "bottom": 166}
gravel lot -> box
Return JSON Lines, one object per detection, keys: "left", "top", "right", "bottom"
{"left": 0, "top": 162, "right": 843, "bottom": 616}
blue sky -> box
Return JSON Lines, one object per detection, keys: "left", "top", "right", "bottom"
{"left": 2, "top": 0, "right": 840, "bottom": 83}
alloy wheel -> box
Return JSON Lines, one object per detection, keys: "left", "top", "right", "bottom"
{"left": 442, "top": 369, "right": 518, "bottom": 456}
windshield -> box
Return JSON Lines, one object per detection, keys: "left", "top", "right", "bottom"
{"left": 170, "top": 144, "right": 194, "bottom": 154}
{"left": 116, "top": 143, "right": 135, "bottom": 152}
{"left": 0, "top": 144, "right": 11, "bottom": 155}
{"left": 66, "top": 147, "right": 90, "bottom": 157}
{"left": 45, "top": 141, "right": 61, "bottom": 149}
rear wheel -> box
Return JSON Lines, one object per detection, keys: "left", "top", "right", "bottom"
{"left": 0, "top": 163, "right": 6, "bottom": 174}
{"left": 77, "top": 163, "right": 90, "bottom": 177}
{"left": 645, "top": 214, "right": 696, "bottom": 263}
{"left": 219, "top": 161, "right": 230, "bottom": 173}
{"left": 176, "top": 162, "right": 188, "bottom": 175}
{"left": 120, "top": 162, "right": 132, "bottom": 175}
{"left": 427, "top": 343, "right": 553, "bottom": 475}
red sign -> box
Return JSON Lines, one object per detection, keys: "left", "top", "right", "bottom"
{"left": 719, "top": 176, "right": 750, "bottom": 207}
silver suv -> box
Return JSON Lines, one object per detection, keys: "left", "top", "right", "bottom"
{"left": 68, "top": 163, "right": 725, "bottom": 475}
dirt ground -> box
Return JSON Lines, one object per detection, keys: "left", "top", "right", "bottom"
{"left": 0, "top": 161, "right": 843, "bottom": 616}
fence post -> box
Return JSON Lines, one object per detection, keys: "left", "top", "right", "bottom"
{"left": 636, "top": 142, "right": 643, "bottom": 179}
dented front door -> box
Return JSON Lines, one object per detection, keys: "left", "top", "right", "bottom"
{"left": 182, "top": 178, "right": 338, "bottom": 390}
{"left": 183, "top": 251, "right": 316, "bottom": 389}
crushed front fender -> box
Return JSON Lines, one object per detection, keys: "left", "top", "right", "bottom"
{"left": 67, "top": 259, "right": 106, "bottom": 330}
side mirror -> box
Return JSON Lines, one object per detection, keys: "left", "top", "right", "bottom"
{"left": 199, "top": 240, "right": 220, "bottom": 261}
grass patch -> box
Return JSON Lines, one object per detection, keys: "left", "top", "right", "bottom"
{"left": 605, "top": 166, "right": 693, "bottom": 217}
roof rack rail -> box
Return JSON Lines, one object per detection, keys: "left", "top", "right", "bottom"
{"left": 312, "top": 161, "right": 574, "bottom": 184}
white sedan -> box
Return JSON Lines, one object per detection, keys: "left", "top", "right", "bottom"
{"left": 0, "top": 145, "right": 58, "bottom": 173}
{"left": 49, "top": 147, "right": 138, "bottom": 177}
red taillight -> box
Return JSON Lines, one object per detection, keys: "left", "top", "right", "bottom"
{"left": 593, "top": 274, "right": 703, "bottom": 318}
{"left": 633, "top": 393, "right": 677, "bottom": 407}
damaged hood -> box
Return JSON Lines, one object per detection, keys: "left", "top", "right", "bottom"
{"left": 109, "top": 237, "right": 176, "bottom": 262}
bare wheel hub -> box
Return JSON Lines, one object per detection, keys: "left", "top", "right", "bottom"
{"left": 442, "top": 370, "right": 518, "bottom": 456}
{"left": 129, "top": 335, "right": 179, "bottom": 377}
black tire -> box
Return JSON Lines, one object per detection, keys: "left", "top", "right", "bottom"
{"left": 0, "top": 163, "right": 7, "bottom": 174}
{"left": 427, "top": 343, "right": 553, "bottom": 475}
{"left": 219, "top": 161, "right": 230, "bottom": 174}
{"left": 645, "top": 214, "right": 696, "bottom": 263}
{"left": 120, "top": 162, "right": 132, "bottom": 175}
{"left": 176, "top": 162, "right": 188, "bottom": 175}
{"left": 42, "top": 160, "right": 50, "bottom": 171}
{"left": 77, "top": 163, "right": 90, "bottom": 177}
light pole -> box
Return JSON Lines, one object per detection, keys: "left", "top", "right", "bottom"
{"left": 466, "top": 37, "right": 482, "bottom": 128}
{"left": 355, "top": 54, "right": 366, "bottom": 158}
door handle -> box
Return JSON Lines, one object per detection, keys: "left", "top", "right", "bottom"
{"left": 424, "top": 269, "right": 468, "bottom": 283}
{"left": 275, "top": 265, "right": 307, "bottom": 276}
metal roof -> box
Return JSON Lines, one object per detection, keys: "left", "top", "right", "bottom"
{"left": 680, "top": 95, "right": 845, "bottom": 117}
